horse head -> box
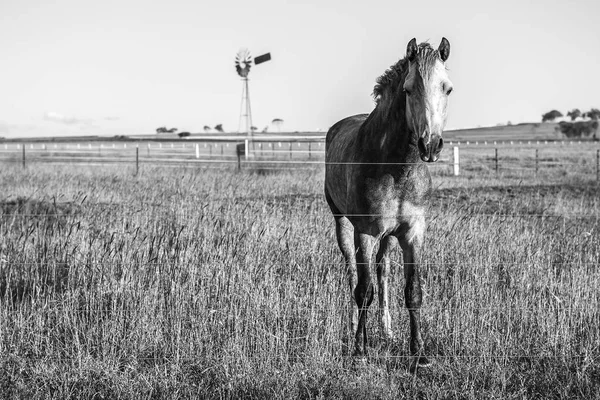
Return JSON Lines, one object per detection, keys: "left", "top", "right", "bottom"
{"left": 403, "top": 38, "right": 452, "bottom": 162}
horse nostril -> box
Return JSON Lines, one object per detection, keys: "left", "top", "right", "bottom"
{"left": 417, "top": 137, "right": 427, "bottom": 155}
{"left": 437, "top": 137, "right": 444, "bottom": 152}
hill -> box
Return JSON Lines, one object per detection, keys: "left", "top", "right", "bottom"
{"left": 444, "top": 122, "right": 563, "bottom": 142}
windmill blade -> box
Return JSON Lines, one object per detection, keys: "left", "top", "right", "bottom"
{"left": 235, "top": 48, "right": 252, "bottom": 78}
{"left": 254, "top": 53, "right": 271, "bottom": 65}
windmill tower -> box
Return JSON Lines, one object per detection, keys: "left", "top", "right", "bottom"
{"left": 235, "top": 49, "right": 271, "bottom": 138}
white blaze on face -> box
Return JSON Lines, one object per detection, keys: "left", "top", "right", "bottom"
{"left": 404, "top": 58, "right": 453, "bottom": 146}
{"left": 425, "top": 60, "right": 452, "bottom": 137}
{"left": 401, "top": 202, "right": 426, "bottom": 246}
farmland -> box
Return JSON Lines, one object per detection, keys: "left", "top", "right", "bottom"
{"left": 0, "top": 141, "right": 599, "bottom": 398}
{"left": 0, "top": 121, "right": 598, "bottom": 179}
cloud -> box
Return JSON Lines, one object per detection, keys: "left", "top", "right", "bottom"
{"left": 44, "top": 112, "right": 92, "bottom": 125}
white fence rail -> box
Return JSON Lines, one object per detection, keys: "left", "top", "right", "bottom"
{"left": 1, "top": 139, "right": 599, "bottom": 180}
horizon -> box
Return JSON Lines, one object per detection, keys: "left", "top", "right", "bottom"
{"left": 1, "top": 0, "right": 599, "bottom": 138}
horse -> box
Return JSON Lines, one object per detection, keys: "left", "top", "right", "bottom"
{"left": 324, "top": 38, "right": 452, "bottom": 370}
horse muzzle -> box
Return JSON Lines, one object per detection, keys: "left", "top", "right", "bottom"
{"left": 417, "top": 135, "right": 444, "bottom": 163}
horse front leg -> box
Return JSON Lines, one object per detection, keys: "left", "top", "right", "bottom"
{"left": 334, "top": 216, "right": 358, "bottom": 343}
{"left": 399, "top": 237, "right": 431, "bottom": 371}
{"left": 354, "top": 232, "right": 374, "bottom": 356}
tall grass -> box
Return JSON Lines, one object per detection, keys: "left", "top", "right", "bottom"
{"left": 0, "top": 164, "right": 599, "bottom": 399}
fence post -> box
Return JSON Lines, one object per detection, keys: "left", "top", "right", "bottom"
{"left": 289, "top": 142, "right": 292, "bottom": 159}
{"left": 597, "top": 149, "right": 599, "bottom": 183}
{"left": 308, "top": 142, "right": 312, "bottom": 159}
{"left": 495, "top": 148, "right": 499, "bottom": 174}
{"left": 135, "top": 146, "right": 139, "bottom": 176}
{"left": 22, "top": 144, "right": 26, "bottom": 168}
{"left": 535, "top": 149, "right": 539, "bottom": 175}
{"left": 195, "top": 143, "right": 200, "bottom": 159}
{"left": 453, "top": 146, "right": 459, "bottom": 176}
{"left": 236, "top": 142, "right": 245, "bottom": 171}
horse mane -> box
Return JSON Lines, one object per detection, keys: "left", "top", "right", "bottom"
{"left": 372, "top": 42, "right": 441, "bottom": 103}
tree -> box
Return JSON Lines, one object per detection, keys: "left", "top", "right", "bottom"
{"left": 156, "top": 126, "right": 177, "bottom": 134}
{"left": 585, "top": 108, "right": 600, "bottom": 120}
{"left": 542, "top": 110, "right": 563, "bottom": 122}
{"left": 566, "top": 108, "right": 581, "bottom": 121}
{"left": 178, "top": 131, "right": 190, "bottom": 138}
{"left": 214, "top": 124, "right": 224, "bottom": 133}
{"left": 272, "top": 118, "right": 284, "bottom": 132}
{"left": 262, "top": 126, "right": 269, "bottom": 133}
{"left": 251, "top": 126, "right": 258, "bottom": 132}
{"left": 557, "top": 120, "right": 599, "bottom": 139}
{"left": 203, "top": 125, "right": 211, "bottom": 132}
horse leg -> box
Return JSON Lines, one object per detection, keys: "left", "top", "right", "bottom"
{"left": 354, "top": 232, "right": 374, "bottom": 356}
{"left": 399, "top": 237, "right": 431, "bottom": 370}
{"left": 376, "top": 235, "right": 397, "bottom": 342}
{"left": 334, "top": 216, "right": 358, "bottom": 344}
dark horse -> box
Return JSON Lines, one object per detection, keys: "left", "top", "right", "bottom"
{"left": 325, "top": 38, "right": 452, "bottom": 369}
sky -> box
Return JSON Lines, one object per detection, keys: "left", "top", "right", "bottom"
{"left": 1, "top": 0, "right": 599, "bottom": 137}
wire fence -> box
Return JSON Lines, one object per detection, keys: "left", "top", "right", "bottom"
{"left": 1, "top": 139, "right": 600, "bottom": 179}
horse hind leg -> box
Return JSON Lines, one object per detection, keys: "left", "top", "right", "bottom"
{"left": 354, "top": 232, "right": 375, "bottom": 356}
{"left": 334, "top": 216, "right": 358, "bottom": 346}
{"left": 376, "top": 235, "right": 397, "bottom": 342}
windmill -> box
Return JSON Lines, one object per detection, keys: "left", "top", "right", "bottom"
{"left": 235, "top": 49, "right": 271, "bottom": 137}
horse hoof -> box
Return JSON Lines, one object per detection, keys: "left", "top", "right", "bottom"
{"left": 352, "top": 348, "right": 368, "bottom": 358}
{"left": 383, "top": 333, "right": 396, "bottom": 344}
{"left": 409, "top": 356, "right": 432, "bottom": 373}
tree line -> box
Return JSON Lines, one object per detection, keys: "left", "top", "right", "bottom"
{"left": 155, "top": 118, "right": 285, "bottom": 137}
{"left": 542, "top": 108, "right": 600, "bottom": 139}
{"left": 542, "top": 108, "right": 600, "bottom": 122}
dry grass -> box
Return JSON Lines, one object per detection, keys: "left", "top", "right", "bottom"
{"left": 0, "top": 162, "right": 599, "bottom": 399}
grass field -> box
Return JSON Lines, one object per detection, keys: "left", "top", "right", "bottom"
{"left": 1, "top": 159, "right": 599, "bottom": 399}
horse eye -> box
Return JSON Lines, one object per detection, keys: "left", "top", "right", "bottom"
{"left": 404, "top": 88, "right": 412, "bottom": 96}
{"left": 446, "top": 87, "right": 453, "bottom": 96}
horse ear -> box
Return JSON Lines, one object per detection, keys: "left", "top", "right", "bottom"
{"left": 438, "top": 37, "right": 450, "bottom": 62}
{"left": 406, "top": 38, "right": 417, "bottom": 61}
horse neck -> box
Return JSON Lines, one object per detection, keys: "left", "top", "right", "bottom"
{"left": 358, "top": 93, "right": 420, "bottom": 164}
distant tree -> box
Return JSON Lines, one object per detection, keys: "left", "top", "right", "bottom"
{"left": 585, "top": 108, "right": 600, "bottom": 120}
{"left": 178, "top": 131, "right": 190, "bottom": 138}
{"left": 214, "top": 124, "right": 224, "bottom": 133}
{"left": 557, "top": 120, "right": 599, "bottom": 139}
{"left": 272, "top": 118, "right": 284, "bottom": 132}
{"left": 262, "top": 126, "right": 269, "bottom": 133}
{"left": 156, "top": 126, "right": 178, "bottom": 134}
{"left": 203, "top": 125, "right": 211, "bottom": 132}
{"left": 566, "top": 109, "right": 581, "bottom": 121}
{"left": 542, "top": 110, "right": 563, "bottom": 122}
{"left": 251, "top": 126, "right": 258, "bottom": 132}
{"left": 507, "top": 121, "right": 512, "bottom": 126}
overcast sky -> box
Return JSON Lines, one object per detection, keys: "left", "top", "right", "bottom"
{"left": 1, "top": 0, "right": 599, "bottom": 137}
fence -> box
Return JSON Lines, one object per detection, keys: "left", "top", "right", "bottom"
{"left": 1, "top": 138, "right": 600, "bottom": 180}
